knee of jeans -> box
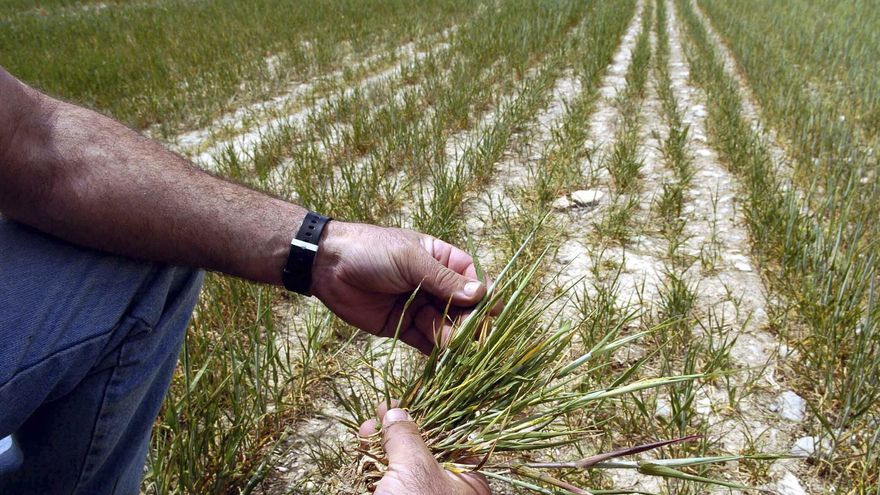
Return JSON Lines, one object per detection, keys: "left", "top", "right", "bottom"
{"left": 102, "top": 267, "right": 203, "bottom": 371}
{"left": 126, "top": 266, "right": 204, "bottom": 332}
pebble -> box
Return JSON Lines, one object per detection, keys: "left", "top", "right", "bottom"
{"left": 734, "top": 261, "right": 753, "bottom": 272}
{"left": 791, "top": 435, "right": 831, "bottom": 459}
{"left": 771, "top": 390, "right": 806, "bottom": 422}
{"left": 775, "top": 472, "right": 808, "bottom": 495}
{"left": 655, "top": 398, "right": 672, "bottom": 419}
{"left": 778, "top": 343, "right": 800, "bottom": 360}
{"left": 552, "top": 196, "right": 572, "bottom": 211}
{"left": 570, "top": 189, "right": 604, "bottom": 206}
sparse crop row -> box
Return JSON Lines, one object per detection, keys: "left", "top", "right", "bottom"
{"left": 675, "top": 0, "right": 880, "bottom": 490}
{"left": 593, "top": 1, "right": 653, "bottom": 245}
{"left": 648, "top": 0, "right": 704, "bottom": 458}
{"left": 218, "top": 0, "right": 592, "bottom": 227}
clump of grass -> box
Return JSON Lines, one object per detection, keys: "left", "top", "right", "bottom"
{"left": 338, "top": 232, "right": 781, "bottom": 494}
{"left": 594, "top": 194, "right": 639, "bottom": 244}
{"left": 605, "top": 2, "right": 653, "bottom": 196}
{"left": 147, "top": 276, "right": 298, "bottom": 493}
{"left": 606, "top": 124, "right": 644, "bottom": 194}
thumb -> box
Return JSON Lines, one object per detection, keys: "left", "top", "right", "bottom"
{"left": 411, "top": 250, "right": 486, "bottom": 306}
{"left": 381, "top": 409, "right": 442, "bottom": 471}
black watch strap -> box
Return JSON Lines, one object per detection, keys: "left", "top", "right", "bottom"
{"left": 282, "top": 211, "right": 331, "bottom": 295}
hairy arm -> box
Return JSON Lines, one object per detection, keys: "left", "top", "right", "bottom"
{"left": 0, "top": 66, "right": 302, "bottom": 285}
{"left": 0, "top": 67, "right": 493, "bottom": 353}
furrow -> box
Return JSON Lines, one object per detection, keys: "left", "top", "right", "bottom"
{"left": 188, "top": 39, "right": 452, "bottom": 171}
{"left": 162, "top": 26, "right": 456, "bottom": 159}
{"left": 666, "top": 0, "right": 811, "bottom": 492}
{"left": 550, "top": 0, "right": 645, "bottom": 300}
{"left": 686, "top": 0, "right": 794, "bottom": 183}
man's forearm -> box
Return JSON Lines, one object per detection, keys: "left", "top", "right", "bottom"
{"left": 0, "top": 67, "right": 303, "bottom": 286}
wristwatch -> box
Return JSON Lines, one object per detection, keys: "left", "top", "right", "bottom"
{"left": 282, "top": 211, "right": 331, "bottom": 295}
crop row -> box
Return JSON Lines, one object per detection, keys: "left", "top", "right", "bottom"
{"left": 677, "top": 0, "right": 879, "bottom": 491}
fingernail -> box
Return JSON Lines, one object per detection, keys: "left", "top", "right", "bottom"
{"left": 463, "top": 281, "right": 482, "bottom": 297}
{"left": 384, "top": 408, "right": 411, "bottom": 422}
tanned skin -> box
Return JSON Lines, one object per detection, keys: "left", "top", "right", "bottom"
{"left": 0, "top": 67, "right": 490, "bottom": 494}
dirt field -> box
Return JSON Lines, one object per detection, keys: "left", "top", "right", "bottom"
{"left": 4, "top": 0, "right": 876, "bottom": 493}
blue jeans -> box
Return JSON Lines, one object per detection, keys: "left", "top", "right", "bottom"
{"left": 0, "top": 219, "right": 204, "bottom": 494}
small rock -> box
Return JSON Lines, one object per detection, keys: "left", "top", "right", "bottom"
{"left": 734, "top": 261, "right": 753, "bottom": 272}
{"left": 551, "top": 196, "right": 572, "bottom": 211}
{"left": 778, "top": 343, "right": 800, "bottom": 360}
{"left": 774, "top": 390, "right": 806, "bottom": 422}
{"left": 570, "top": 189, "right": 604, "bottom": 206}
{"left": 695, "top": 394, "right": 714, "bottom": 415}
{"left": 775, "top": 472, "right": 807, "bottom": 495}
{"left": 791, "top": 435, "right": 831, "bottom": 459}
{"left": 655, "top": 398, "right": 672, "bottom": 419}
{"left": 790, "top": 436, "right": 815, "bottom": 457}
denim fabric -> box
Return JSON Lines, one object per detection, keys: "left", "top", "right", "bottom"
{"left": 0, "top": 218, "right": 204, "bottom": 494}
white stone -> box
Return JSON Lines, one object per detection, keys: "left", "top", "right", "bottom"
{"left": 790, "top": 435, "right": 831, "bottom": 459}
{"left": 570, "top": 189, "right": 604, "bottom": 206}
{"left": 734, "top": 261, "right": 753, "bottom": 272}
{"left": 552, "top": 196, "right": 572, "bottom": 211}
{"left": 774, "top": 472, "right": 807, "bottom": 495}
{"left": 655, "top": 398, "right": 672, "bottom": 419}
{"left": 778, "top": 343, "right": 800, "bottom": 360}
{"left": 774, "top": 391, "right": 806, "bottom": 421}
{"left": 791, "top": 436, "right": 816, "bottom": 457}
{"left": 695, "top": 394, "right": 714, "bottom": 415}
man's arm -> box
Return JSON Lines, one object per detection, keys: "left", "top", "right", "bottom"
{"left": 0, "top": 67, "right": 492, "bottom": 353}
{"left": 0, "top": 66, "right": 302, "bottom": 285}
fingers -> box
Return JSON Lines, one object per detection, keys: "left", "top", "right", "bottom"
{"left": 396, "top": 294, "right": 489, "bottom": 353}
{"left": 358, "top": 397, "right": 400, "bottom": 449}
{"left": 358, "top": 418, "right": 379, "bottom": 449}
{"left": 379, "top": 408, "right": 440, "bottom": 471}
{"left": 376, "top": 399, "right": 401, "bottom": 420}
{"left": 452, "top": 471, "right": 492, "bottom": 495}
{"left": 424, "top": 236, "right": 505, "bottom": 318}
{"left": 413, "top": 304, "right": 453, "bottom": 348}
{"left": 403, "top": 330, "right": 434, "bottom": 356}
{"left": 429, "top": 237, "right": 481, "bottom": 278}
{"left": 410, "top": 238, "right": 487, "bottom": 307}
